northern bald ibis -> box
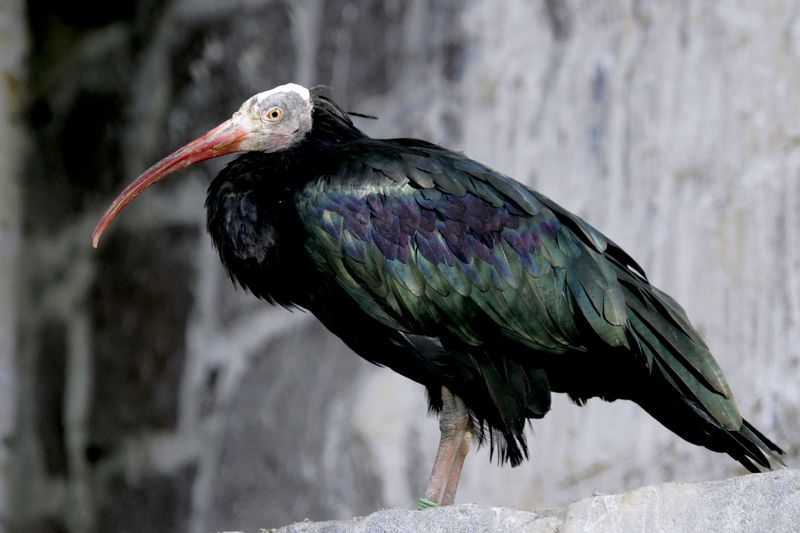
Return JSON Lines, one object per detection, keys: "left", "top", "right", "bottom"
{"left": 93, "top": 83, "right": 783, "bottom": 508}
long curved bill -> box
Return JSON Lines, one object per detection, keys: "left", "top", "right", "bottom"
{"left": 92, "top": 117, "right": 250, "bottom": 248}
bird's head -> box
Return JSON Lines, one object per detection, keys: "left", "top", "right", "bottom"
{"left": 92, "top": 83, "right": 314, "bottom": 248}
{"left": 234, "top": 83, "right": 313, "bottom": 152}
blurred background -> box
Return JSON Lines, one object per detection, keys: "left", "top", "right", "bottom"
{"left": 1, "top": 0, "right": 799, "bottom": 531}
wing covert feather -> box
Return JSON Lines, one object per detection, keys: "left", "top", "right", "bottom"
{"left": 297, "top": 143, "right": 627, "bottom": 354}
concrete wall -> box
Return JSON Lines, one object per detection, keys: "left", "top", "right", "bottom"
{"left": 7, "top": 1, "right": 800, "bottom": 532}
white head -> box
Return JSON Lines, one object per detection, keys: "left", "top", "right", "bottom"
{"left": 234, "top": 83, "right": 313, "bottom": 152}
{"left": 92, "top": 83, "right": 315, "bottom": 247}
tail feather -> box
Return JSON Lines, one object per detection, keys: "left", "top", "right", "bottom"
{"left": 740, "top": 420, "right": 786, "bottom": 468}
{"left": 627, "top": 305, "right": 741, "bottom": 430}
{"left": 684, "top": 398, "right": 777, "bottom": 472}
{"left": 616, "top": 265, "right": 783, "bottom": 471}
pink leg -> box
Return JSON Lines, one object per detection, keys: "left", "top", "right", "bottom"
{"left": 421, "top": 387, "right": 474, "bottom": 507}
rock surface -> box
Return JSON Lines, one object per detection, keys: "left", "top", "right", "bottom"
{"left": 268, "top": 470, "right": 800, "bottom": 533}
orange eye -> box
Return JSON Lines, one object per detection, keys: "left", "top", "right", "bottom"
{"left": 265, "top": 107, "right": 284, "bottom": 122}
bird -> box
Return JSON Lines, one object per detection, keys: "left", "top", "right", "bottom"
{"left": 92, "top": 83, "right": 784, "bottom": 508}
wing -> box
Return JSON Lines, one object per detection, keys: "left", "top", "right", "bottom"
{"left": 298, "top": 140, "right": 634, "bottom": 352}
{"left": 296, "top": 139, "right": 743, "bottom": 431}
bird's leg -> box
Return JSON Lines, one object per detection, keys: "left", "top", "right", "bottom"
{"left": 419, "top": 387, "right": 473, "bottom": 509}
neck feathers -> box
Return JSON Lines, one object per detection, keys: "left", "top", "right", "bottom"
{"left": 307, "top": 87, "right": 365, "bottom": 150}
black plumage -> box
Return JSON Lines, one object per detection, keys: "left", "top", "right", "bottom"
{"left": 93, "top": 85, "right": 784, "bottom": 507}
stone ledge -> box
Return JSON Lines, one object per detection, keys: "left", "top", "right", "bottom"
{"left": 250, "top": 469, "right": 800, "bottom": 533}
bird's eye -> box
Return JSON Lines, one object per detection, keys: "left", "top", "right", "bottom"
{"left": 264, "top": 107, "right": 284, "bottom": 122}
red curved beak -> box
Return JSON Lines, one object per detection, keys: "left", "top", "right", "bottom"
{"left": 92, "top": 117, "right": 250, "bottom": 248}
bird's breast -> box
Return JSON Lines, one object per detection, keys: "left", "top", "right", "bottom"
{"left": 206, "top": 179, "right": 314, "bottom": 307}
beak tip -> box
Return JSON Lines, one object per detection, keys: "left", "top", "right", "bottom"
{"left": 91, "top": 227, "right": 103, "bottom": 248}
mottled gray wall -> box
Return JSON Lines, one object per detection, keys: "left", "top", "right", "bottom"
{"left": 0, "top": 0, "right": 26, "bottom": 529}
{"left": 6, "top": 1, "right": 800, "bottom": 532}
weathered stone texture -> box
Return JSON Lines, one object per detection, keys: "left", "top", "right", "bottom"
{"left": 90, "top": 226, "right": 198, "bottom": 443}
{"left": 271, "top": 470, "right": 800, "bottom": 533}
{"left": 23, "top": 3, "right": 138, "bottom": 230}
{"left": 207, "top": 322, "right": 383, "bottom": 531}
{"left": 0, "top": 0, "right": 26, "bottom": 526}
{"left": 34, "top": 319, "right": 69, "bottom": 477}
{"left": 315, "top": 0, "right": 410, "bottom": 105}
{"left": 167, "top": 1, "right": 297, "bottom": 137}
{"left": 94, "top": 464, "right": 196, "bottom": 533}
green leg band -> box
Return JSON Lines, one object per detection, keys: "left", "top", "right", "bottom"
{"left": 417, "top": 497, "right": 439, "bottom": 510}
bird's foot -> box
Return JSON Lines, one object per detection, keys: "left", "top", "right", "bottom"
{"left": 416, "top": 497, "right": 440, "bottom": 510}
